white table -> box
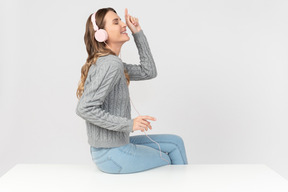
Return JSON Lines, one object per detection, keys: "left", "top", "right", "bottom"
{"left": 0, "top": 163, "right": 288, "bottom": 192}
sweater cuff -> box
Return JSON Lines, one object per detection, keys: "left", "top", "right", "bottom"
{"left": 127, "top": 119, "right": 134, "bottom": 132}
{"left": 132, "top": 29, "right": 144, "bottom": 39}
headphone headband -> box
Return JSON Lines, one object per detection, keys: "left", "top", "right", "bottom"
{"left": 91, "top": 12, "right": 99, "bottom": 31}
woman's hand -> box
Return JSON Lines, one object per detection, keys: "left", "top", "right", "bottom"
{"left": 132, "top": 116, "right": 156, "bottom": 132}
{"left": 125, "top": 8, "right": 142, "bottom": 34}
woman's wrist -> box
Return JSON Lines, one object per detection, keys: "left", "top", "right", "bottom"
{"left": 131, "top": 27, "right": 142, "bottom": 34}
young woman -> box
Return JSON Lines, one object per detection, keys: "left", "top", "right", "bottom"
{"left": 76, "top": 7, "right": 188, "bottom": 174}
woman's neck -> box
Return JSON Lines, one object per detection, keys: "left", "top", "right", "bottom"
{"left": 105, "top": 42, "right": 122, "bottom": 56}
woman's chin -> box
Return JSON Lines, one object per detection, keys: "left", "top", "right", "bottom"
{"left": 117, "top": 35, "right": 130, "bottom": 44}
{"left": 124, "top": 36, "right": 130, "bottom": 42}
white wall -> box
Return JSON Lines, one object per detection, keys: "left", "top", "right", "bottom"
{"left": 1, "top": 0, "right": 287, "bottom": 180}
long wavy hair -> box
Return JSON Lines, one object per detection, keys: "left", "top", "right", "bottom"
{"left": 76, "top": 7, "right": 130, "bottom": 99}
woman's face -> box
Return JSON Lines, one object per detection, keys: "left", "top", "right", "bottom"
{"left": 104, "top": 11, "right": 130, "bottom": 44}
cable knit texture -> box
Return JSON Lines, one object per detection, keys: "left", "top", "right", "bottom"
{"left": 76, "top": 29, "right": 157, "bottom": 148}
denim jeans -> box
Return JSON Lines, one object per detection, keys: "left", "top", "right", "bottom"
{"left": 90, "top": 134, "right": 188, "bottom": 174}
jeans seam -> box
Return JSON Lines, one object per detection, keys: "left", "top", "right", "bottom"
{"left": 132, "top": 141, "right": 186, "bottom": 164}
{"left": 110, "top": 159, "right": 123, "bottom": 173}
{"left": 96, "top": 158, "right": 123, "bottom": 173}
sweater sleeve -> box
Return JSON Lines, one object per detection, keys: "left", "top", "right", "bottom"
{"left": 76, "top": 59, "right": 134, "bottom": 132}
{"left": 122, "top": 29, "right": 157, "bottom": 81}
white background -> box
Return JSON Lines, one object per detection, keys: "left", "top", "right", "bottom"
{"left": 1, "top": 0, "right": 287, "bottom": 180}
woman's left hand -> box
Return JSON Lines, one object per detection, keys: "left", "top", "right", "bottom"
{"left": 125, "top": 8, "right": 142, "bottom": 34}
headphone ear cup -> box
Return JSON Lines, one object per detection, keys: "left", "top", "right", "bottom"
{"left": 95, "top": 29, "right": 108, "bottom": 42}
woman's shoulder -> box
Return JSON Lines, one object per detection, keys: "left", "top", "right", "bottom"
{"left": 87, "top": 55, "right": 122, "bottom": 75}
{"left": 97, "top": 54, "right": 122, "bottom": 66}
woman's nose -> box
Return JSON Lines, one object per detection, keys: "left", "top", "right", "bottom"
{"left": 121, "top": 20, "right": 127, "bottom": 27}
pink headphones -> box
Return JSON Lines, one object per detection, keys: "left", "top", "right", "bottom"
{"left": 91, "top": 12, "right": 108, "bottom": 42}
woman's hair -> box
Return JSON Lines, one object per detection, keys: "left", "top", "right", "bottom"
{"left": 76, "top": 7, "right": 130, "bottom": 99}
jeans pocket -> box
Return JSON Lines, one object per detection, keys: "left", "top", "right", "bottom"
{"left": 96, "top": 158, "right": 122, "bottom": 174}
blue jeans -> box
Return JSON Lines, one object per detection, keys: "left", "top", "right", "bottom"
{"left": 90, "top": 134, "right": 188, "bottom": 174}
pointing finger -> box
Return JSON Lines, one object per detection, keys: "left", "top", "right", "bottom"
{"left": 142, "top": 116, "right": 157, "bottom": 121}
{"left": 125, "top": 8, "right": 128, "bottom": 20}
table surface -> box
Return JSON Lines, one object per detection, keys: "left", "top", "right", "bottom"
{"left": 0, "top": 163, "right": 288, "bottom": 192}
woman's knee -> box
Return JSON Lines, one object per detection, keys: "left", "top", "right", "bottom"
{"left": 166, "top": 134, "right": 185, "bottom": 146}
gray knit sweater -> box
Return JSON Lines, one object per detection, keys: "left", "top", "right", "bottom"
{"left": 76, "top": 29, "right": 157, "bottom": 148}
